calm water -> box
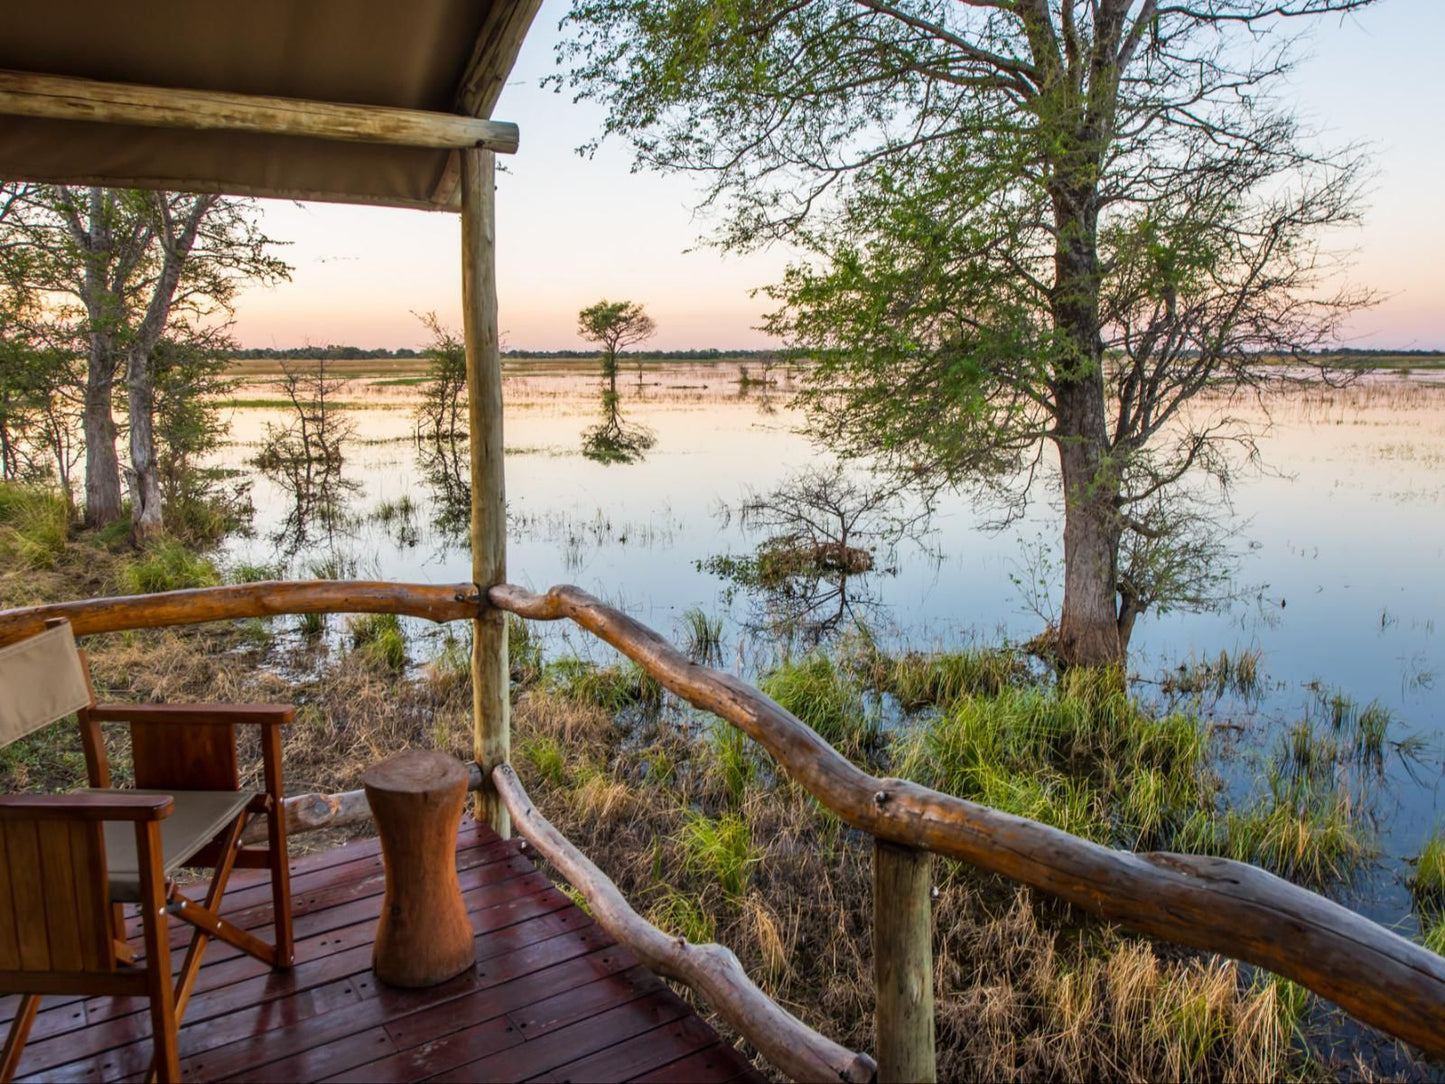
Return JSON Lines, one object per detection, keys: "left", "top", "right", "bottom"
{"left": 219, "top": 363, "right": 1445, "bottom": 936}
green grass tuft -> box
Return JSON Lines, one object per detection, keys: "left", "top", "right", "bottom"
{"left": 1413, "top": 829, "right": 1445, "bottom": 913}
{"left": 1423, "top": 913, "right": 1445, "bottom": 957}
{"left": 508, "top": 614, "right": 544, "bottom": 686}
{"left": 542, "top": 657, "right": 662, "bottom": 714}
{"left": 648, "top": 888, "right": 715, "bottom": 944}
{"left": 678, "top": 810, "right": 758, "bottom": 899}
{"left": 759, "top": 653, "right": 875, "bottom": 750}
{"left": 349, "top": 612, "right": 407, "bottom": 672}
{"left": 886, "top": 646, "right": 1026, "bottom": 708}
{"left": 680, "top": 607, "right": 724, "bottom": 667}
{"left": 229, "top": 560, "right": 283, "bottom": 583}
{"left": 710, "top": 721, "right": 756, "bottom": 807}
{"left": 0, "top": 483, "right": 70, "bottom": 570}
{"left": 118, "top": 540, "right": 221, "bottom": 594}
{"left": 521, "top": 735, "right": 568, "bottom": 786}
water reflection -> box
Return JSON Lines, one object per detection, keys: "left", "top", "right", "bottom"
{"left": 416, "top": 433, "right": 471, "bottom": 550}
{"left": 700, "top": 466, "right": 924, "bottom": 648}
{"left": 581, "top": 387, "right": 656, "bottom": 465}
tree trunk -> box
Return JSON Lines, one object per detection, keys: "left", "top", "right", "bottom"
{"left": 126, "top": 344, "right": 164, "bottom": 545}
{"left": 1049, "top": 185, "right": 1123, "bottom": 669}
{"left": 82, "top": 337, "right": 122, "bottom": 528}
{"left": 1054, "top": 417, "right": 1123, "bottom": 668}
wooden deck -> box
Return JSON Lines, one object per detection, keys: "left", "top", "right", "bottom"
{"left": 2, "top": 820, "right": 764, "bottom": 1083}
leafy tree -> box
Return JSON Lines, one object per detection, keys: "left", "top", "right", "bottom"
{"left": 0, "top": 184, "right": 287, "bottom": 539}
{"left": 576, "top": 299, "right": 657, "bottom": 389}
{"left": 559, "top": 0, "right": 1374, "bottom": 666}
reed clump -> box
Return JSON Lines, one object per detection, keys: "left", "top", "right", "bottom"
{"left": 542, "top": 655, "right": 663, "bottom": 714}
{"left": 507, "top": 682, "right": 1317, "bottom": 1083}
{"left": 117, "top": 538, "right": 221, "bottom": 594}
{"left": 883, "top": 645, "right": 1028, "bottom": 708}
{"left": 759, "top": 653, "right": 876, "bottom": 752}
{"left": 348, "top": 612, "right": 407, "bottom": 672}
{"left": 1413, "top": 829, "right": 1445, "bottom": 913}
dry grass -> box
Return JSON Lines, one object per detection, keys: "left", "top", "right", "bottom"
{"left": 0, "top": 523, "right": 1356, "bottom": 1079}
{"left": 506, "top": 686, "right": 1319, "bottom": 1082}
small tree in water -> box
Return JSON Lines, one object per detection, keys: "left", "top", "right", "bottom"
{"left": 577, "top": 299, "right": 656, "bottom": 389}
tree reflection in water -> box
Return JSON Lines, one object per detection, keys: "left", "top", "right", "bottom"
{"left": 581, "top": 387, "right": 655, "bottom": 465}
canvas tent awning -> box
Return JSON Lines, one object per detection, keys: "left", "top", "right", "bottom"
{"left": 0, "top": 0, "right": 539, "bottom": 210}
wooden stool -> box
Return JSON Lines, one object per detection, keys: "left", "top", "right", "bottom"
{"left": 363, "top": 750, "right": 475, "bottom": 987}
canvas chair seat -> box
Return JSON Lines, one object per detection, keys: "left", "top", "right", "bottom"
{"left": 85, "top": 788, "right": 259, "bottom": 902}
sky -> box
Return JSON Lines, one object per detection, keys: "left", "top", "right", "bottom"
{"left": 230, "top": 0, "right": 1445, "bottom": 353}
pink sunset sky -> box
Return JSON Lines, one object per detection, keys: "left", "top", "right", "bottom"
{"left": 232, "top": 0, "right": 1445, "bottom": 353}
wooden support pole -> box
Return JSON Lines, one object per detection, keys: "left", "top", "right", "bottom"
{"left": 461, "top": 147, "right": 509, "bottom": 837}
{"left": 873, "top": 838, "right": 935, "bottom": 1084}
{"left": 0, "top": 69, "right": 520, "bottom": 153}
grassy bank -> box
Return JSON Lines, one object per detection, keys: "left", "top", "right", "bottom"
{"left": 1, "top": 483, "right": 1438, "bottom": 1079}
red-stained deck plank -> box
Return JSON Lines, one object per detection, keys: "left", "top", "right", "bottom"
{"left": 8, "top": 820, "right": 764, "bottom": 1084}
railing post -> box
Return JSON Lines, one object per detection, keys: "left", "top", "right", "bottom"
{"left": 461, "top": 146, "right": 509, "bottom": 838}
{"left": 873, "top": 837, "right": 935, "bottom": 1083}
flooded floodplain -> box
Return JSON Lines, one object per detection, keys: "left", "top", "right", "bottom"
{"left": 218, "top": 361, "right": 1445, "bottom": 939}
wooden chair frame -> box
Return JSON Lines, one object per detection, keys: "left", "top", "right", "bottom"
{"left": 0, "top": 626, "right": 295, "bottom": 1082}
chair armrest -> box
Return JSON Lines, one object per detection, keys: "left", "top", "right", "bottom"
{"left": 0, "top": 793, "right": 173, "bottom": 822}
{"left": 87, "top": 703, "right": 295, "bottom": 726}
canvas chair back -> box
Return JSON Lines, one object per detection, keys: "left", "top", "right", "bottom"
{"left": 0, "top": 624, "right": 92, "bottom": 749}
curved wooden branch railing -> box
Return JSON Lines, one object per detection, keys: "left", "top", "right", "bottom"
{"left": 4, "top": 582, "right": 1443, "bottom": 1061}
{"left": 0, "top": 580, "right": 479, "bottom": 647}
{"left": 490, "top": 583, "right": 1445, "bottom": 1060}
{"left": 493, "top": 764, "right": 877, "bottom": 1084}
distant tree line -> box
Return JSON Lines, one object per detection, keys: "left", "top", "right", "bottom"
{"left": 228, "top": 345, "right": 419, "bottom": 360}
{"left": 225, "top": 346, "right": 777, "bottom": 361}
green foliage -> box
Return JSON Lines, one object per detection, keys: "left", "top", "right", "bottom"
{"left": 576, "top": 299, "right": 656, "bottom": 386}
{"left": 151, "top": 338, "right": 252, "bottom": 544}
{"left": 0, "top": 483, "right": 70, "bottom": 569}
{"left": 349, "top": 612, "right": 407, "bottom": 672}
{"left": 414, "top": 313, "right": 468, "bottom": 446}
{"left": 678, "top": 810, "right": 757, "bottom": 900}
{"left": 508, "top": 614, "right": 544, "bottom": 686}
{"left": 297, "top": 610, "right": 326, "bottom": 638}
{"left": 886, "top": 647, "right": 1027, "bottom": 709}
{"left": 521, "top": 735, "right": 568, "bottom": 787}
{"left": 648, "top": 888, "right": 715, "bottom": 944}
{"left": 228, "top": 560, "right": 283, "bottom": 584}
{"left": 118, "top": 540, "right": 221, "bottom": 594}
{"left": 543, "top": 656, "right": 662, "bottom": 714}
{"left": 1413, "top": 830, "right": 1445, "bottom": 913}
{"left": 559, "top": 0, "right": 1368, "bottom": 663}
{"left": 759, "top": 653, "right": 875, "bottom": 751}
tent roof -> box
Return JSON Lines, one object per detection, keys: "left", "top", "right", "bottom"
{"left": 0, "top": 0, "right": 539, "bottom": 211}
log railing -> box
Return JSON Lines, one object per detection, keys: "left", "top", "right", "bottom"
{"left": 3, "top": 580, "right": 1444, "bottom": 1076}
{"left": 488, "top": 583, "right": 1445, "bottom": 1063}
{"left": 493, "top": 763, "right": 877, "bottom": 1083}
